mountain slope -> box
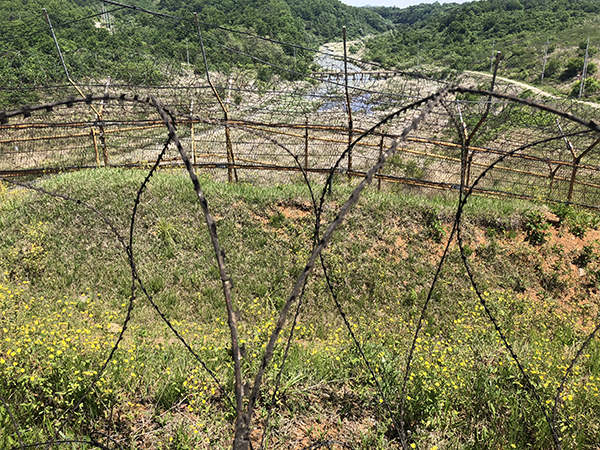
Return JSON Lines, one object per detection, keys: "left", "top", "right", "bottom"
{"left": 364, "top": 0, "right": 600, "bottom": 96}
{"left": 0, "top": 0, "right": 388, "bottom": 108}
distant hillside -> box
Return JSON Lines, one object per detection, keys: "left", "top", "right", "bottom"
{"left": 284, "top": 0, "right": 389, "bottom": 42}
{"left": 364, "top": 0, "right": 600, "bottom": 96}
{"left": 0, "top": 0, "right": 388, "bottom": 107}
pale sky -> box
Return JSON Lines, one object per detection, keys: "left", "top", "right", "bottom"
{"left": 340, "top": 0, "right": 472, "bottom": 8}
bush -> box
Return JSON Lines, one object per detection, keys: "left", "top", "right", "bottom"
{"left": 561, "top": 57, "right": 584, "bottom": 80}
{"left": 543, "top": 58, "right": 561, "bottom": 78}
{"left": 524, "top": 210, "right": 551, "bottom": 245}
{"left": 571, "top": 78, "right": 600, "bottom": 96}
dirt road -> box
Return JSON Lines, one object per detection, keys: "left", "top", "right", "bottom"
{"left": 465, "top": 70, "right": 600, "bottom": 109}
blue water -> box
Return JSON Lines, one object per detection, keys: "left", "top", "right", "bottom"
{"left": 311, "top": 49, "right": 377, "bottom": 115}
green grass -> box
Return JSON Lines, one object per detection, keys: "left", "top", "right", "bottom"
{"left": 0, "top": 168, "right": 599, "bottom": 449}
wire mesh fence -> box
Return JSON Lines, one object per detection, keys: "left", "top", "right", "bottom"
{"left": 2, "top": 1, "right": 600, "bottom": 448}
{"left": 2, "top": 80, "right": 600, "bottom": 209}
{"left": 1, "top": 80, "right": 599, "bottom": 450}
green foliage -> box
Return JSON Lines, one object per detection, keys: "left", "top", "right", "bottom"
{"left": 573, "top": 242, "right": 599, "bottom": 267}
{"left": 422, "top": 207, "right": 446, "bottom": 243}
{"left": 285, "top": 0, "right": 388, "bottom": 43}
{"left": 4, "top": 221, "right": 49, "bottom": 278}
{"left": 571, "top": 77, "right": 600, "bottom": 96}
{"left": 578, "top": 40, "right": 598, "bottom": 57}
{"left": 551, "top": 203, "right": 599, "bottom": 237}
{"left": 544, "top": 57, "right": 562, "bottom": 78}
{"left": 269, "top": 211, "right": 286, "bottom": 228}
{"left": 1, "top": 169, "right": 600, "bottom": 447}
{"left": 364, "top": 0, "right": 600, "bottom": 86}
{"left": 524, "top": 210, "right": 551, "bottom": 245}
{"left": 562, "top": 57, "right": 585, "bottom": 80}
{"left": 0, "top": 0, "right": 387, "bottom": 106}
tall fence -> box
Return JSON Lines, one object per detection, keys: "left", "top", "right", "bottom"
{"left": 2, "top": 79, "right": 600, "bottom": 209}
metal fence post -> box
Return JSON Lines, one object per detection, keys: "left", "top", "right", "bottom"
{"left": 378, "top": 134, "right": 384, "bottom": 191}
{"left": 343, "top": 26, "right": 353, "bottom": 180}
{"left": 304, "top": 116, "right": 309, "bottom": 171}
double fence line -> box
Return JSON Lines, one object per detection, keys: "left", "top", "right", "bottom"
{"left": 2, "top": 107, "right": 600, "bottom": 209}
{"left": 1, "top": 88, "right": 600, "bottom": 449}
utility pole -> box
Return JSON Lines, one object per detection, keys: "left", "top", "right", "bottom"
{"left": 43, "top": 8, "right": 108, "bottom": 164}
{"left": 579, "top": 36, "right": 590, "bottom": 98}
{"left": 541, "top": 38, "right": 549, "bottom": 81}
{"left": 108, "top": 7, "right": 114, "bottom": 34}
{"left": 417, "top": 41, "right": 420, "bottom": 68}
{"left": 186, "top": 39, "right": 189, "bottom": 64}
{"left": 43, "top": 8, "right": 71, "bottom": 81}
{"left": 490, "top": 40, "right": 495, "bottom": 73}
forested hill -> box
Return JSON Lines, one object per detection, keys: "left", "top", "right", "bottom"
{"left": 0, "top": 0, "right": 388, "bottom": 107}
{"left": 365, "top": 0, "right": 600, "bottom": 95}
{"left": 156, "top": 0, "right": 389, "bottom": 43}
{"left": 5, "top": 0, "right": 600, "bottom": 107}
{"left": 284, "top": 0, "right": 388, "bottom": 42}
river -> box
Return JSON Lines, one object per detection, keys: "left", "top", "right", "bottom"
{"left": 312, "top": 44, "right": 376, "bottom": 115}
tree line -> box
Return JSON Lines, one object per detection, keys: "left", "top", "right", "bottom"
{"left": 364, "top": 0, "right": 600, "bottom": 95}
{"left": 0, "top": 0, "right": 388, "bottom": 108}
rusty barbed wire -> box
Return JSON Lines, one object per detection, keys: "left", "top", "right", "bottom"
{"left": 1, "top": 82, "right": 600, "bottom": 450}
{"left": 2, "top": 3, "right": 600, "bottom": 446}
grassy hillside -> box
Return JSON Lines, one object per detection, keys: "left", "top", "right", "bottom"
{"left": 365, "top": 0, "right": 600, "bottom": 98}
{"left": 1, "top": 169, "right": 599, "bottom": 448}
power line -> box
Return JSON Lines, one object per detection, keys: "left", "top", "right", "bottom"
{"left": 97, "top": 0, "right": 383, "bottom": 69}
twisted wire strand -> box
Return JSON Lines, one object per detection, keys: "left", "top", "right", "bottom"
{"left": 10, "top": 440, "right": 113, "bottom": 450}
{"left": 242, "top": 89, "right": 448, "bottom": 448}
{"left": 442, "top": 93, "right": 600, "bottom": 448}
{"left": 299, "top": 440, "right": 355, "bottom": 450}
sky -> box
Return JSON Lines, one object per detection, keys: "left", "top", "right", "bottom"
{"left": 340, "top": 0, "right": 472, "bottom": 8}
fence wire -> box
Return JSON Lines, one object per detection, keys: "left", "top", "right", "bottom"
{"left": 2, "top": 2, "right": 600, "bottom": 447}
{"left": 0, "top": 83, "right": 599, "bottom": 450}
{"left": 2, "top": 83, "right": 600, "bottom": 209}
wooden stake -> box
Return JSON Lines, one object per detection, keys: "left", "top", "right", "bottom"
{"left": 304, "top": 116, "right": 309, "bottom": 171}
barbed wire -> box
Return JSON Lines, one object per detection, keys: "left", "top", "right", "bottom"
{"left": 1, "top": 77, "right": 600, "bottom": 449}
{"left": 2, "top": 1, "right": 600, "bottom": 446}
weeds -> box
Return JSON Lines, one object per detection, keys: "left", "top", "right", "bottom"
{"left": 422, "top": 208, "right": 446, "bottom": 243}
{"left": 552, "top": 203, "right": 600, "bottom": 238}
{"left": 573, "top": 242, "right": 599, "bottom": 268}
{"left": 524, "top": 210, "right": 551, "bottom": 245}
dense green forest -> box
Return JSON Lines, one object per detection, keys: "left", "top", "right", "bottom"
{"left": 0, "top": 0, "right": 388, "bottom": 107}
{"left": 3, "top": 0, "right": 600, "bottom": 109}
{"left": 365, "top": 0, "right": 600, "bottom": 95}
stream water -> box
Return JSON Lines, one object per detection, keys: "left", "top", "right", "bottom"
{"left": 312, "top": 46, "right": 375, "bottom": 114}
